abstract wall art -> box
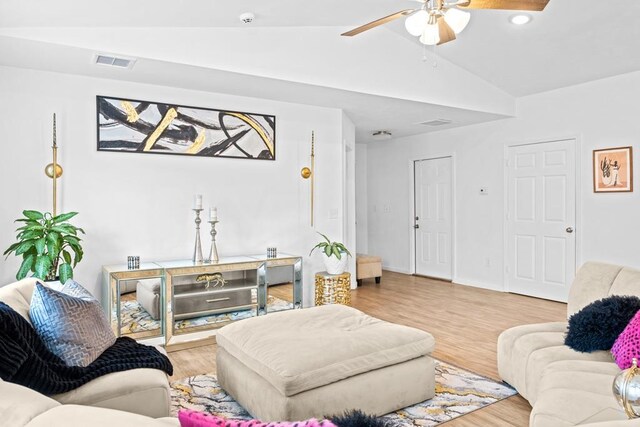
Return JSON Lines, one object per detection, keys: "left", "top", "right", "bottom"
{"left": 96, "top": 96, "right": 276, "bottom": 160}
{"left": 593, "top": 146, "right": 633, "bottom": 193}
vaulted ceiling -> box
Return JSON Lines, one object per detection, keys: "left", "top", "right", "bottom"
{"left": 1, "top": 0, "right": 638, "bottom": 142}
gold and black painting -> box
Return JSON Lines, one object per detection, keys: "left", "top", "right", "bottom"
{"left": 97, "top": 96, "right": 276, "bottom": 160}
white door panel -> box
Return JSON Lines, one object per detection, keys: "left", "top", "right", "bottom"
{"left": 415, "top": 157, "right": 452, "bottom": 280}
{"left": 507, "top": 140, "right": 576, "bottom": 302}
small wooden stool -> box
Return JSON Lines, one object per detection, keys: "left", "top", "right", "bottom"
{"left": 314, "top": 272, "right": 351, "bottom": 306}
{"left": 356, "top": 254, "right": 382, "bottom": 286}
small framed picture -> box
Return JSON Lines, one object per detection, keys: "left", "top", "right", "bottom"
{"left": 593, "top": 146, "right": 633, "bottom": 193}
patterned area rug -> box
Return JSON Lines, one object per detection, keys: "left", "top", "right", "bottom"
{"left": 171, "top": 360, "right": 515, "bottom": 427}
{"left": 120, "top": 296, "right": 293, "bottom": 335}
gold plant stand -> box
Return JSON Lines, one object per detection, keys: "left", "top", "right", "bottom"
{"left": 315, "top": 272, "right": 351, "bottom": 306}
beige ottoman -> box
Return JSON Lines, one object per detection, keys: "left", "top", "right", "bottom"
{"left": 216, "top": 305, "right": 435, "bottom": 421}
{"left": 356, "top": 254, "right": 382, "bottom": 286}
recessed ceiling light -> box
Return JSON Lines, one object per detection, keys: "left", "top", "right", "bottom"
{"left": 239, "top": 12, "right": 255, "bottom": 24}
{"left": 509, "top": 14, "right": 532, "bottom": 25}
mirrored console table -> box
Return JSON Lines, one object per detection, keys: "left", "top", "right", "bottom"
{"left": 102, "top": 253, "right": 303, "bottom": 350}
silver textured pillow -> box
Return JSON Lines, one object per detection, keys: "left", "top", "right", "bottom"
{"left": 29, "top": 281, "right": 116, "bottom": 367}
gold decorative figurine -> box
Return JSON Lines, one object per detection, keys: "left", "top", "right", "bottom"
{"left": 44, "top": 113, "right": 63, "bottom": 216}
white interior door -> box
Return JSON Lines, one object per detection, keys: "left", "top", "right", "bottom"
{"left": 506, "top": 139, "right": 576, "bottom": 302}
{"left": 414, "top": 157, "right": 453, "bottom": 280}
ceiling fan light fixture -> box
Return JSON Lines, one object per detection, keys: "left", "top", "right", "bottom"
{"left": 444, "top": 8, "right": 471, "bottom": 34}
{"left": 419, "top": 16, "right": 440, "bottom": 45}
{"left": 509, "top": 14, "right": 532, "bottom": 25}
{"left": 405, "top": 10, "right": 429, "bottom": 37}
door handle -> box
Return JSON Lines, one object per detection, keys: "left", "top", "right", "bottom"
{"left": 414, "top": 224, "right": 420, "bottom": 229}
{"left": 566, "top": 227, "right": 574, "bottom": 233}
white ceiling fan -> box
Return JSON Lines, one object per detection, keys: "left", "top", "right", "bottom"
{"left": 341, "top": 0, "right": 550, "bottom": 45}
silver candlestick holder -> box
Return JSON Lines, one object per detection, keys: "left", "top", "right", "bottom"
{"left": 192, "top": 208, "right": 204, "bottom": 263}
{"left": 207, "top": 220, "right": 219, "bottom": 263}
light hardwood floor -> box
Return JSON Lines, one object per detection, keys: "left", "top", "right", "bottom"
{"left": 168, "top": 271, "right": 567, "bottom": 426}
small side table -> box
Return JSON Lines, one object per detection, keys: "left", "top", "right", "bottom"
{"left": 315, "top": 271, "right": 351, "bottom": 306}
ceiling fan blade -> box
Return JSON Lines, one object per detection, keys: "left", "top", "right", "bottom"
{"left": 341, "top": 9, "right": 416, "bottom": 37}
{"left": 459, "top": 0, "right": 549, "bottom": 11}
{"left": 437, "top": 17, "right": 456, "bottom": 45}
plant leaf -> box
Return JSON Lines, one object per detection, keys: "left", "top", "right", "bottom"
{"left": 34, "top": 255, "right": 52, "bottom": 280}
{"left": 324, "top": 245, "right": 332, "bottom": 257}
{"left": 333, "top": 245, "right": 342, "bottom": 260}
{"left": 17, "top": 230, "right": 41, "bottom": 241}
{"left": 335, "top": 243, "right": 352, "bottom": 257}
{"left": 35, "top": 237, "right": 46, "bottom": 255}
{"left": 3, "top": 242, "right": 20, "bottom": 257}
{"left": 69, "top": 245, "right": 83, "bottom": 266}
{"left": 47, "top": 239, "right": 59, "bottom": 260}
{"left": 59, "top": 263, "right": 73, "bottom": 284}
{"left": 309, "top": 242, "right": 327, "bottom": 256}
{"left": 23, "top": 246, "right": 37, "bottom": 259}
{"left": 63, "top": 235, "right": 81, "bottom": 245}
{"left": 52, "top": 212, "right": 78, "bottom": 223}
{"left": 23, "top": 210, "right": 44, "bottom": 221}
{"left": 51, "top": 225, "right": 78, "bottom": 236}
{"left": 18, "top": 224, "right": 44, "bottom": 233}
{"left": 17, "top": 254, "right": 36, "bottom": 280}
{"left": 46, "top": 231, "right": 60, "bottom": 244}
{"left": 317, "top": 232, "right": 331, "bottom": 244}
{"left": 62, "top": 250, "right": 72, "bottom": 265}
{"left": 15, "top": 218, "right": 40, "bottom": 224}
{"left": 15, "top": 240, "right": 36, "bottom": 256}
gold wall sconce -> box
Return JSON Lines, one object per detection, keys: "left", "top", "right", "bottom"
{"left": 44, "top": 113, "right": 63, "bottom": 216}
{"left": 301, "top": 131, "right": 315, "bottom": 226}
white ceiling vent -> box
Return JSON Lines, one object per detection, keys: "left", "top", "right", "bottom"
{"left": 94, "top": 54, "right": 136, "bottom": 69}
{"left": 419, "top": 119, "right": 452, "bottom": 127}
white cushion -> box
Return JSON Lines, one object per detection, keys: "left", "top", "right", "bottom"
{"left": 52, "top": 368, "right": 171, "bottom": 418}
{"left": 0, "top": 379, "right": 59, "bottom": 427}
{"left": 609, "top": 267, "right": 640, "bottom": 299}
{"left": 0, "top": 278, "right": 39, "bottom": 323}
{"left": 497, "top": 322, "right": 614, "bottom": 403}
{"left": 26, "top": 405, "right": 179, "bottom": 427}
{"left": 216, "top": 304, "right": 434, "bottom": 396}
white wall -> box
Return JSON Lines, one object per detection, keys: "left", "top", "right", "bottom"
{"left": 342, "top": 113, "right": 357, "bottom": 286}
{"left": 355, "top": 144, "right": 368, "bottom": 254}
{"left": 0, "top": 66, "right": 350, "bottom": 306}
{"left": 365, "top": 71, "right": 640, "bottom": 290}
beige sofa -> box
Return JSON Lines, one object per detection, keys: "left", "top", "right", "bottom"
{"left": 498, "top": 262, "right": 640, "bottom": 426}
{"left": 0, "top": 378, "right": 179, "bottom": 427}
{"left": 0, "top": 278, "right": 175, "bottom": 424}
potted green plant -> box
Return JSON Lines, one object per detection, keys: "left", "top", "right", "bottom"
{"left": 309, "top": 232, "right": 352, "bottom": 275}
{"left": 4, "top": 210, "right": 84, "bottom": 284}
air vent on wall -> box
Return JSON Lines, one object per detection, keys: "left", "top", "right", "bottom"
{"left": 419, "top": 119, "right": 452, "bottom": 127}
{"left": 94, "top": 54, "right": 136, "bottom": 69}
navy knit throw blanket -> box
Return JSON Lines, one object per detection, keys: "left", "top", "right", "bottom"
{"left": 0, "top": 301, "right": 173, "bottom": 395}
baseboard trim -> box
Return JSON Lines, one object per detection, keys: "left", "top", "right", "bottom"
{"left": 382, "top": 266, "right": 412, "bottom": 274}
{"left": 453, "top": 277, "right": 505, "bottom": 292}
